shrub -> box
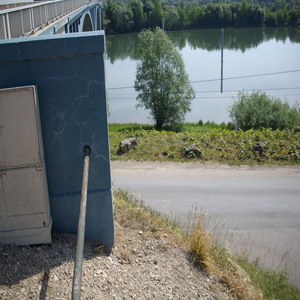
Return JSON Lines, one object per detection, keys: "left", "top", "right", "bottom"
{"left": 197, "top": 120, "right": 204, "bottom": 126}
{"left": 228, "top": 91, "right": 300, "bottom": 130}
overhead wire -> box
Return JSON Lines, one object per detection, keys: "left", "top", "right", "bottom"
{"left": 106, "top": 69, "right": 300, "bottom": 91}
{"left": 189, "top": 69, "right": 300, "bottom": 84}
{"left": 193, "top": 87, "right": 300, "bottom": 94}
{"left": 194, "top": 94, "right": 300, "bottom": 100}
{"left": 107, "top": 87, "right": 300, "bottom": 100}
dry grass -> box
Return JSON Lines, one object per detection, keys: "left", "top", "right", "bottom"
{"left": 189, "top": 218, "right": 215, "bottom": 271}
{"left": 188, "top": 216, "right": 263, "bottom": 300}
{"left": 113, "top": 189, "right": 183, "bottom": 240}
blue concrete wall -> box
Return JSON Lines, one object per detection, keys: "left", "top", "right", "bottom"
{"left": 0, "top": 31, "right": 114, "bottom": 247}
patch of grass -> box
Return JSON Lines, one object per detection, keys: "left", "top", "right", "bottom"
{"left": 113, "top": 189, "right": 183, "bottom": 238}
{"left": 109, "top": 123, "right": 154, "bottom": 133}
{"left": 109, "top": 127, "right": 300, "bottom": 165}
{"left": 183, "top": 121, "right": 235, "bottom": 132}
{"left": 109, "top": 121, "right": 235, "bottom": 133}
{"left": 234, "top": 257, "right": 300, "bottom": 300}
{"left": 213, "top": 247, "right": 264, "bottom": 300}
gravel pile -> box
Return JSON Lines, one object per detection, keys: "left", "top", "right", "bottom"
{"left": 0, "top": 221, "right": 234, "bottom": 300}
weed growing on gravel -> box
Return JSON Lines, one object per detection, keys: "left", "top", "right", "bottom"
{"left": 113, "top": 189, "right": 183, "bottom": 238}
{"left": 189, "top": 218, "right": 215, "bottom": 271}
{"left": 234, "top": 257, "right": 300, "bottom": 300}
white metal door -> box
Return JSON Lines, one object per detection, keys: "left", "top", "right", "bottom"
{"left": 0, "top": 86, "right": 52, "bottom": 245}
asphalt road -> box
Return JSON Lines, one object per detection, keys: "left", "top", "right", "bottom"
{"left": 111, "top": 161, "right": 300, "bottom": 288}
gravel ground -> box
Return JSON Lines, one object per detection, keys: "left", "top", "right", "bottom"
{"left": 0, "top": 219, "right": 235, "bottom": 300}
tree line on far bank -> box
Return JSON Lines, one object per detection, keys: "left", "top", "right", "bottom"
{"left": 104, "top": 0, "right": 300, "bottom": 34}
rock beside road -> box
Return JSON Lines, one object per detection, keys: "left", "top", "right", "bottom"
{"left": 119, "top": 137, "right": 137, "bottom": 153}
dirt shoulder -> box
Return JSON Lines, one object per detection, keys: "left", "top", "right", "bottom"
{"left": 1, "top": 215, "right": 234, "bottom": 300}
{"left": 111, "top": 160, "right": 300, "bottom": 174}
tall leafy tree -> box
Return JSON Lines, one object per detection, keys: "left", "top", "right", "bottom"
{"left": 135, "top": 28, "right": 195, "bottom": 130}
{"left": 177, "top": 6, "right": 187, "bottom": 28}
{"left": 164, "top": 5, "right": 180, "bottom": 30}
{"left": 105, "top": 0, "right": 134, "bottom": 33}
{"left": 148, "top": 0, "right": 163, "bottom": 28}
{"left": 142, "top": 0, "right": 154, "bottom": 14}
{"left": 129, "top": 0, "right": 145, "bottom": 30}
{"left": 239, "top": 0, "right": 248, "bottom": 26}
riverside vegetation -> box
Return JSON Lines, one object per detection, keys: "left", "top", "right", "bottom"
{"left": 109, "top": 123, "right": 300, "bottom": 165}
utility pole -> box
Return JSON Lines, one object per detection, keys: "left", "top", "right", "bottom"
{"left": 220, "top": 28, "right": 224, "bottom": 93}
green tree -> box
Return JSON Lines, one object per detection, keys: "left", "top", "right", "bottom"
{"left": 187, "top": 6, "right": 201, "bottom": 28}
{"left": 129, "top": 0, "right": 145, "bottom": 31}
{"left": 238, "top": 0, "right": 248, "bottom": 26}
{"left": 148, "top": 0, "right": 163, "bottom": 28}
{"left": 228, "top": 91, "right": 300, "bottom": 130}
{"left": 177, "top": 6, "right": 187, "bottom": 28}
{"left": 106, "top": 0, "right": 134, "bottom": 33}
{"left": 164, "top": 5, "right": 180, "bottom": 30}
{"left": 288, "top": 9, "right": 300, "bottom": 26}
{"left": 222, "top": 4, "right": 232, "bottom": 27}
{"left": 142, "top": 0, "right": 154, "bottom": 14}
{"left": 276, "top": 9, "right": 289, "bottom": 26}
{"left": 105, "top": 0, "right": 117, "bottom": 20}
{"left": 265, "top": 10, "right": 277, "bottom": 26}
{"left": 135, "top": 28, "right": 195, "bottom": 130}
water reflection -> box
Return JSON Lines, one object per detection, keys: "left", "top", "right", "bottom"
{"left": 106, "top": 27, "right": 300, "bottom": 124}
{"left": 106, "top": 27, "right": 300, "bottom": 63}
{"left": 106, "top": 33, "right": 139, "bottom": 64}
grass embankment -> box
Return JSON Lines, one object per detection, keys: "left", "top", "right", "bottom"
{"left": 109, "top": 123, "right": 300, "bottom": 165}
{"left": 114, "top": 189, "right": 300, "bottom": 300}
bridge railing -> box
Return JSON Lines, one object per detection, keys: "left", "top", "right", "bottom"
{"left": 0, "top": 0, "right": 95, "bottom": 39}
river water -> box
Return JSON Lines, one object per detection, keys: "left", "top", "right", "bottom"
{"left": 105, "top": 27, "right": 300, "bottom": 125}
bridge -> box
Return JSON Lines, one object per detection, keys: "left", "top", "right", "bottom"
{"left": 0, "top": 0, "right": 114, "bottom": 252}
{"left": 0, "top": 0, "right": 103, "bottom": 39}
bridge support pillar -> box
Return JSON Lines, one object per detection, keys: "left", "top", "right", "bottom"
{"left": 0, "top": 31, "right": 114, "bottom": 247}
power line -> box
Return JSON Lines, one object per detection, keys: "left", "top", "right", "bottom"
{"left": 107, "top": 87, "right": 300, "bottom": 99}
{"left": 194, "top": 96, "right": 233, "bottom": 99}
{"left": 107, "top": 69, "right": 300, "bottom": 90}
{"left": 194, "top": 93, "right": 300, "bottom": 100}
{"left": 108, "top": 94, "right": 300, "bottom": 100}
{"left": 108, "top": 87, "right": 300, "bottom": 96}
{"left": 193, "top": 87, "right": 300, "bottom": 94}
{"left": 190, "top": 69, "right": 300, "bottom": 84}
